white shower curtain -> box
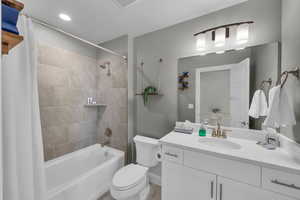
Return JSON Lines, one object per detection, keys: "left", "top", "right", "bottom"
{"left": 1, "top": 16, "right": 47, "bottom": 200}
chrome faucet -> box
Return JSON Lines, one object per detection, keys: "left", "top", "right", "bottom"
{"left": 216, "top": 122, "right": 223, "bottom": 137}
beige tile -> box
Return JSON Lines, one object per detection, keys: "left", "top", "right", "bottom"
{"left": 96, "top": 66, "right": 113, "bottom": 89}
{"left": 66, "top": 106, "right": 83, "bottom": 123}
{"left": 77, "top": 136, "right": 97, "bottom": 149}
{"left": 119, "top": 107, "right": 128, "bottom": 123}
{"left": 38, "top": 43, "right": 128, "bottom": 161}
{"left": 38, "top": 64, "right": 70, "bottom": 89}
{"left": 82, "top": 107, "right": 98, "bottom": 122}
{"left": 67, "top": 123, "right": 82, "bottom": 144}
{"left": 38, "top": 45, "right": 65, "bottom": 68}
{"left": 110, "top": 123, "right": 128, "bottom": 148}
{"left": 54, "top": 142, "right": 76, "bottom": 158}
{"left": 38, "top": 44, "right": 87, "bottom": 69}
{"left": 112, "top": 60, "right": 128, "bottom": 88}
{"left": 107, "top": 88, "right": 128, "bottom": 108}
{"left": 42, "top": 125, "right": 68, "bottom": 146}
{"left": 43, "top": 143, "right": 56, "bottom": 161}
{"left": 39, "top": 86, "right": 71, "bottom": 107}
{"left": 67, "top": 88, "right": 86, "bottom": 106}
{"left": 40, "top": 107, "right": 71, "bottom": 127}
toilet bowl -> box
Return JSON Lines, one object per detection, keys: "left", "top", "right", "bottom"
{"left": 110, "top": 136, "right": 160, "bottom": 200}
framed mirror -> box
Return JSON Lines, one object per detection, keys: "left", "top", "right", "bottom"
{"left": 178, "top": 42, "right": 281, "bottom": 130}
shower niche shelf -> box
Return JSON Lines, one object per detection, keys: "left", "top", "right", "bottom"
{"left": 135, "top": 93, "right": 163, "bottom": 96}
{"left": 84, "top": 104, "right": 107, "bottom": 107}
{"left": 2, "top": 0, "right": 24, "bottom": 55}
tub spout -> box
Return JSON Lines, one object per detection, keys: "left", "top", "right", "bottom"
{"left": 101, "top": 140, "right": 110, "bottom": 148}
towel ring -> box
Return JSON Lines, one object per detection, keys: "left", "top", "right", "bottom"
{"left": 280, "top": 72, "right": 289, "bottom": 88}
{"left": 277, "top": 67, "right": 299, "bottom": 88}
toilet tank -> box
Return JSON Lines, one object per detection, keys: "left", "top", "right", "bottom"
{"left": 134, "top": 135, "right": 160, "bottom": 167}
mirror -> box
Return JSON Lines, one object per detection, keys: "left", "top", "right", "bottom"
{"left": 178, "top": 42, "right": 280, "bottom": 130}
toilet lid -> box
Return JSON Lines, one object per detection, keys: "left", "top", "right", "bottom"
{"left": 112, "top": 164, "right": 148, "bottom": 190}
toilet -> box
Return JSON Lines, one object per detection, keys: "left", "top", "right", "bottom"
{"left": 110, "top": 135, "right": 160, "bottom": 200}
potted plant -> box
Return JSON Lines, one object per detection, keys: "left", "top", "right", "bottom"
{"left": 143, "top": 86, "right": 157, "bottom": 105}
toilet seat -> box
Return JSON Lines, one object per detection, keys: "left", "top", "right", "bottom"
{"left": 110, "top": 135, "right": 159, "bottom": 200}
{"left": 112, "top": 164, "right": 148, "bottom": 191}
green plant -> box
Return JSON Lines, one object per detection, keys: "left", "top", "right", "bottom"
{"left": 143, "top": 86, "right": 157, "bottom": 105}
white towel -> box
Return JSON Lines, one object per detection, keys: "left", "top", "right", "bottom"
{"left": 263, "top": 86, "right": 296, "bottom": 128}
{"left": 249, "top": 90, "right": 268, "bottom": 119}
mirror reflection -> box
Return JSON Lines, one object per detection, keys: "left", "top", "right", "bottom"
{"left": 178, "top": 42, "right": 280, "bottom": 130}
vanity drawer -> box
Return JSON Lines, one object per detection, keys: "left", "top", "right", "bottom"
{"left": 162, "top": 146, "right": 183, "bottom": 164}
{"left": 184, "top": 150, "right": 261, "bottom": 186}
{"left": 262, "top": 168, "right": 300, "bottom": 199}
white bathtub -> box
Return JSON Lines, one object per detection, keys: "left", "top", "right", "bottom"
{"left": 45, "top": 144, "right": 124, "bottom": 200}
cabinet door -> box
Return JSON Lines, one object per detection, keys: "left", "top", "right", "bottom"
{"left": 217, "top": 177, "right": 295, "bottom": 200}
{"left": 162, "top": 161, "right": 216, "bottom": 200}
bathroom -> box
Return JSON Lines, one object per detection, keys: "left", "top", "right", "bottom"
{"left": 1, "top": 0, "right": 300, "bottom": 200}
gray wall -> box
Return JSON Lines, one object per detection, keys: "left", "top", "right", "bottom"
{"left": 251, "top": 42, "right": 280, "bottom": 130}
{"left": 178, "top": 49, "right": 251, "bottom": 122}
{"left": 281, "top": 0, "right": 300, "bottom": 142}
{"left": 134, "top": 0, "right": 282, "bottom": 139}
{"left": 96, "top": 36, "right": 129, "bottom": 160}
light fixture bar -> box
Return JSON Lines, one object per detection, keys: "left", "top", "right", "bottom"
{"left": 194, "top": 21, "right": 254, "bottom": 36}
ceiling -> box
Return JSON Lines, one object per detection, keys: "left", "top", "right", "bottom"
{"left": 22, "top": 0, "right": 247, "bottom": 43}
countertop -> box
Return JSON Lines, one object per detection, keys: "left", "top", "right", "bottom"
{"left": 160, "top": 131, "right": 300, "bottom": 175}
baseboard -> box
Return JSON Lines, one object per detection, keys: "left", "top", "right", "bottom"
{"left": 148, "top": 172, "right": 161, "bottom": 186}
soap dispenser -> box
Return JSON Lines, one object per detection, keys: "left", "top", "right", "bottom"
{"left": 198, "top": 121, "right": 207, "bottom": 137}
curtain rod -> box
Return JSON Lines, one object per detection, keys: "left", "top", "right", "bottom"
{"left": 21, "top": 13, "right": 127, "bottom": 60}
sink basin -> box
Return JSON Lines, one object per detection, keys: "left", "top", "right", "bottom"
{"left": 198, "top": 137, "right": 242, "bottom": 150}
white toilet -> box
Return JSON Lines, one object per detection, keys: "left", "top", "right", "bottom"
{"left": 110, "top": 135, "right": 160, "bottom": 200}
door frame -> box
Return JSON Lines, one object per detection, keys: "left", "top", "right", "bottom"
{"left": 195, "top": 65, "right": 232, "bottom": 123}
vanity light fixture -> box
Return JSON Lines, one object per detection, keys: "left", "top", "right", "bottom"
{"left": 59, "top": 13, "right": 72, "bottom": 21}
{"left": 237, "top": 23, "right": 250, "bottom": 44}
{"left": 194, "top": 21, "right": 254, "bottom": 55}
{"left": 196, "top": 33, "right": 206, "bottom": 51}
{"left": 215, "top": 28, "right": 226, "bottom": 47}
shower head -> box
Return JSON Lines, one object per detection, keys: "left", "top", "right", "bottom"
{"left": 99, "top": 61, "right": 112, "bottom": 76}
{"left": 99, "top": 61, "right": 111, "bottom": 69}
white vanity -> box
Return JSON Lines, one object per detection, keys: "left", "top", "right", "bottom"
{"left": 160, "top": 129, "right": 300, "bottom": 200}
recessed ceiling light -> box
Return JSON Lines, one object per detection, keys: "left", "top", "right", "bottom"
{"left": 59, "top": 13, "right": 71, "bottom": 21}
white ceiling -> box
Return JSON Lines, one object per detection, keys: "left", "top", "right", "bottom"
{"left": 22, "top": 0, "right": 246, "bottom": 43}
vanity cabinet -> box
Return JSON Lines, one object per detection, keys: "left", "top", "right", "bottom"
{"left": 162, "top": 161, "right": 216, "bottom": 200}
{"left": 218, "top": 177, "right": 294, "bottom": 200}
{"left": 161, "top": 145, "right": 298, "bottom": 200}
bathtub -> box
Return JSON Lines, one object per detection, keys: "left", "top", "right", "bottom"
{"left": 45, "top": 144, "right": 124, "bottom": 200}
